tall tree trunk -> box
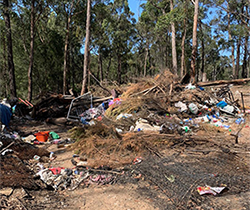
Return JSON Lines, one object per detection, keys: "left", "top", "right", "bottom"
{"left": 1, "top": 35, "right": 8, "bottom": 97}
{"left": 248, "top": 55, "right": 250, "bottom": 78}
{"left": 117, "top": 53, "right": 122, "bottom": 84}
{"left": 242, "top": 36, "right": 249, "bottom": 78}
{"left": 190, "top": 0, "right": 199, "bottom": 83}
{"left": 198, "top": 19, "right": 205, "bottom": 82}
{"left": 3, "top": 0, "right": 16, "bottom": 98}
{"left": 63, "top": 13, "right": 71, "bottom": 95}
{"left": 28, "top": 0, "right": 35, "bottom": 101}
{"left": 106, "top": 55, "right": 111, "bottom": 80}
{"left": 98, "top": 49, "right": 103, "bottom": 82}
{"left": 170, "top": 0, "right": 177, "bottom": 75}
{"left": 227, "top": 1, "right": 236, "bottom": 78}
{"left": 245, "top": 6, "right": 250, "bottom": 78}
{"left": 242, "top": 4, "right": 248, "bottom": 78}
{"left": 144, "top": 42, "right": 149, "bottom": 77}
{"left": 213, "top": 65, "right": 216, "bottom": 81}
{"left": 181, "top": 17, "right": 186, "bottom": 78}
{"left": 81, "top": 0, "right": 91, "bottom": 95}
{"left": 236, "top": 38, "right": 241, "bottom": 79}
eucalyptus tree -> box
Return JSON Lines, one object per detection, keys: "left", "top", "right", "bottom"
{"left": 91, "top": 0, "right": 112, "bottom": 81}
{"left": 207, "top": 0, "right": 250, "bottom": 79}
{"left": 0, "top": 20, "right": 9, "bottom": 97}
{"left": 139, "top": 0, "right": 190, "bottom": 76}
{"left": 190, "top": 0, "right": 199, "bottom": 83}
{"left": 106, "top": 0, "right": 136, "bottom": 84}
{"left": 49, "top": 0, "right": 86, "bottom": 95}
{"left": 81, "top": 0, "right": 91, "bottom": 95}
{"left": 136, "top": 2, "right": 156, "bottom": 77}
{"left": 138, "top": 1, "right": 171, "bottom": 73}
{"left": 2, "top": 0, "right": 17, "bottom": 98}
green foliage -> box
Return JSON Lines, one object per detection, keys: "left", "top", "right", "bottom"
{"left": 1, "top": 0, "right": 249, "bottom": 98}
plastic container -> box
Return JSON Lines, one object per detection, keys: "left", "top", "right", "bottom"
{"left": 34, "top": 131, "right": 50, "bottom": 142}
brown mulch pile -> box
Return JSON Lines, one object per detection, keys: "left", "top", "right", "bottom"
{"left": 0, "top": 136, "right": 49, "bottom": 189}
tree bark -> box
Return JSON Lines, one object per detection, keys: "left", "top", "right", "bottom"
{"left": 227, "top": 1, "right": 236, "bottom": 78}
{"left": 98, "top": 49, "right": 103, "bottom": 82}
{"left": 3, "top": 0, "right": 16, "bottom": 98}
{"left": 144, "top": 42, "right": 149, "bottom": 77}
{"left": 1, "top": 35, "right": 8, "bottom": 97}
{"left": 242, "top": 4, "right": 248, "bottom": 78}
{"left": 28, "top": 0, "right": 35, "bottom": 101}
{"left": 170, "top": 0, "right": 177, "bottom": 75}
{"left": 181, "top": 17, "right": 186, "bottom": 78}
{"left": 198, "top": 19, "right": 205, "bottom": 82}
{"left": 242, "top": 35, "right": 249, "bottom": 78}
{"left": 236, "top": 38, "right": 241, "bottom": 79}
{"left": 117, "top": 53, "right": 122, "bottom": 84}
{"left": 63, "top": 5, "right": 73, "bottom": 95}
{"left": 197, "top": 78, "right": 250, "bottom": 87}
{"left": 81, "top": 0, "right": 91, "bottom": 95}
{"left": 190, "top": 0, "right": 199, "bottom": 83}
{"left": 248, "top": 55, "right": 250, "bottom": 78}
{"left": 106, "top": 55, "right": 111, "bottom": 80}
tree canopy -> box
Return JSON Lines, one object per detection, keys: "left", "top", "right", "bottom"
{"left": 0, "top": 0, "right": 249, "bottom": 99}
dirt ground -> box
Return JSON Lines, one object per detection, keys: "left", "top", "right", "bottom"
{"left": 1, "top": 84, "right": 250, "bottom": 210}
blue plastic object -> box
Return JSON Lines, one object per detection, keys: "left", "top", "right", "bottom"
{"left": 216, "top": 101, "right": 227, "bottom": 108}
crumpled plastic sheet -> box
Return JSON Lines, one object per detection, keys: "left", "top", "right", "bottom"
{"left": 36, "top": 168, "right": 89, "bottom": 191}
{"left": 80, "top": 104, "right": 105, "bottom": 124}
{"left": 89, "top": 174, "right": 114, "bottom": 185}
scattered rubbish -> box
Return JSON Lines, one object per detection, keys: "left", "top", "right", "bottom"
{"left": 188, "top": 103, "right": 198, "bottom": 114}
{"left": 76, "top": 161, "right": 88, "bottom": 167}
{"left": 223, "top": 105, "right": 234, "bottom": 113}
{"left": 185, "top": 83, "right": 196, "bottom": 90}
{"left": 235, "top": 117, "right": 245, "bottom": 125}
{"left": 22, "top": 135, "right": 36, "bottom": 143}
{"left": 216, "top": 101, "right": 227, "bottom": 109}
{"left": 197, "top": 186, "right": 226, "bottom": 196}
{"left": 0, "top": 104, "right": 12, "bottom": 128}
{"left": 116, "top": 128, "right": 123, "bottom": 133}
{"left": 49, "top": 167, "right": 65, "bottom": 175}
{"left": 175, "top": 101, "right": 188, "bottom": 112}
{"left": 33, "top": 155, "right": 40, "bottom": 161}
{"left": 49, "top": 131, "right": 60, "bottom": 139}
{"left": 165, "top": 174, "right": 175, "bottom": 183}
{"left": 34, "top": 131, "right": 50, "bottom": 142}
{"left": 1, "top": 149, "right": 13, "bottom": 156}
{"left": 133, "top": 157, "right": 143, "bottom": 165}
{"left": 116, "top": 113, "right": 133, "bottom": 120}
{"left": 134, "top": 174, "right": 142, "bottom": 179}
{"left": 134, "top": 119, "right": 160, "bottom": 132}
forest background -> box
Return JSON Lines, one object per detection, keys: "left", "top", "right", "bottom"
{"left": 0, "top": 0, "right": 249, "bottom": 102}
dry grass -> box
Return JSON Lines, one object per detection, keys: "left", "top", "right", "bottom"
{"left": 69, "top": 123, "right": 177, "bottom": 168}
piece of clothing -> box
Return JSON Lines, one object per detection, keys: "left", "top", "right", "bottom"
{"left": 0, "top": 104, "right": 12, "bottom": 127}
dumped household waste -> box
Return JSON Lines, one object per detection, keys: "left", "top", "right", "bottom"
{"left": 197, "top": 186, "right": 226, "bottom": 196}
{"left": 0, "top": 104, "right": 12, "bottom": 130}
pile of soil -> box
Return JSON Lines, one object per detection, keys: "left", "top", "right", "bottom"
{"left": 0, "top": 136, "right": 49, "bottom": 189}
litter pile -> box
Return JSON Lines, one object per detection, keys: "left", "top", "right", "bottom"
{"left": 68, "top": 71, "right": 248, "bottom": 161}
{"left": 0, "top": 71, "right": 249, "bottom": 209}
{"left": 0, "top": 131, "right": 120, "bottom": 192}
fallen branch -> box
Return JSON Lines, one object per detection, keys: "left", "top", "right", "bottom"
{"left": 0, "top": 142, "right": 15, "bottom": 154}
{"left": 89, "top": 71, "right": 111, "bottom": 95}
{"left": 16, "top": 197, "right": 28, "bottom": 210}
{"left": 197, "top": 78, "right": 250, "bottom": 87}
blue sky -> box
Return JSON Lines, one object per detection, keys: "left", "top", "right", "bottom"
{"left": 128, "top": 0, "right": 145, "bottom": 20}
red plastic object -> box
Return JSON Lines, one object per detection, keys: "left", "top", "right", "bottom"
{"left": 34, "top": 131, "right": 50, "bottom": 142}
